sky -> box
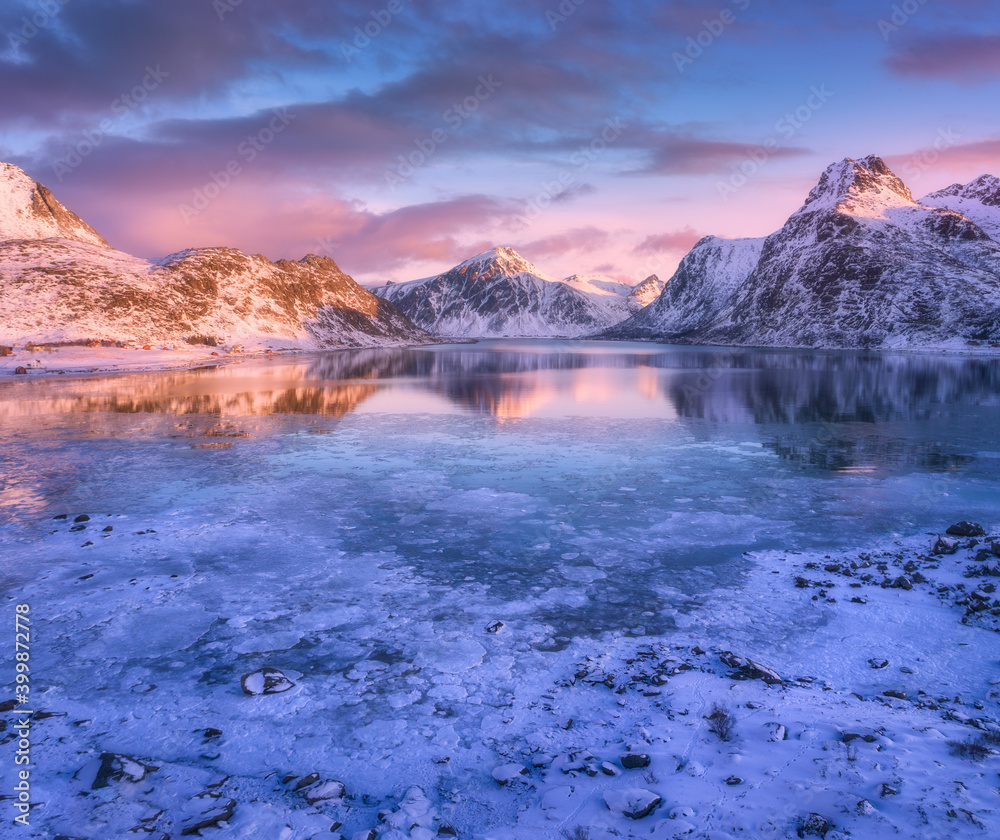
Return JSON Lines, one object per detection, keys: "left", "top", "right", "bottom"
{"left": 1, "top": 0, "right": 998, "bottom": 286}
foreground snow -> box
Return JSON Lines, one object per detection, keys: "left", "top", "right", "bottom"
{"left": 5, "top": 514, "right": 998, "bottom": 838}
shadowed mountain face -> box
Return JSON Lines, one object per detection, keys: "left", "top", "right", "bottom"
{"left": 0, "top": 162, "right": 430, "bottom": 349}
{"left": 607, "top": 156, "right": 1000, "bottom": 349}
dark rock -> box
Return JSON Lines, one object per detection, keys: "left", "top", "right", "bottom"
{"left": 947, "top": 521, "right": 985, "bottom": 537}
{"left": 202, "top": 728, "right": 223, "bottom": 740}
{"left": 438, "top": 824, "right": 458, "bottom": 837}
{"left": 879, "top": 783, "right": 899, "bottom": 797}
{"left": 882, "top": 689, "right": 907, "bottom": 700}
{"left": 89, "top": 753, "right": 158, "bottom": 789}
{"left": 73, "top": 514, "right": 90, "bottom": 523}
{"left": 240, "top": 667, "right": 295, "bottom": 696}
{"left": 53, "top": 514, "right": 67, "bottom": 520}
{"left": 720, "top": 651, "right": 782, "bottom": 684}
{"left": 894, "top": 576, "right": 913, "bottom": 591}
{"left": 69, "top": 524, "right": 86, "bottom": 532}
{"left": 868, "top": 658, "right": 889, "bottom": 669}
{"left": 485, "top": 620, "right": 504, "bottom": 634}
{"left": 180, "top": 799, "right": 236, "bottom": 835}
{"left": 103, "top": 525, "right": 113, "bottom": 532}
{"left": 725, "top": 775, "right": 743, "bottom": 785}
{"left": 294, "top": 772, "right": 320, "bottom": 790}
{"left": 800, "top": 813, "right": 831, "bottom": 837}
{"left": 621, "top": 753, "right": 651, "bottom": 769}
{"left": 931, "top": 535, "right": 960, "bottom": 555}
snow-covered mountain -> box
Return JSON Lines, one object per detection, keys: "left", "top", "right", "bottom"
{"left": 606, "top": 156, "right": 1000, "bottom": 349}
{"left": 0, "top": 161, "right": 109, "bottom": 247}
{"left": 0, "top": 162, "right": 429, "bottom": 348}
{"left": 371, "top": 247, "right": 648, "bottom": 338}
{"left": 923, "top": 175, "right": 1000, "bottom": 241}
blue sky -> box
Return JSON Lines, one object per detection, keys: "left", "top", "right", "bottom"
{"left": 1, "top": 0, "right": 997, "bottom": 284}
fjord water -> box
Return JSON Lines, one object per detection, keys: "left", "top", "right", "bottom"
{"left": 2, "top": 340, "right": 1000, "bottom": 813}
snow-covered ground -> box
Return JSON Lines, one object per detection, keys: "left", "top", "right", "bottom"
{"left": 1, "top": 341, "right": 999, "bottom": 839}
{"left": 6, "top": 514, "right": 999, "bottom": 839}
{"left": 0, "top": 344, "right": 256, "bottom": 377}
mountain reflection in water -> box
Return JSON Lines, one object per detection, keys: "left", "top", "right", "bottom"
{"left": 1, "top": 341, "right": 997, "bottom": 426}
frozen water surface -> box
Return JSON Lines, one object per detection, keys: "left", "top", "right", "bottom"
{"left": 2, "top": 340, "right": 1000, "bottom": 837}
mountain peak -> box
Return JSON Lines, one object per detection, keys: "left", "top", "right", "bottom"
{"left": 800, "top": 155, "right": 914, "bottom": 215}
{"left": 456, "top": 246, "right": 551, "bottom": 279}
{"left": 627, "top": 274, "right": 665, "bottom": 306}
{"left": 1, "top": 161, "right": 110, "bottom": 247}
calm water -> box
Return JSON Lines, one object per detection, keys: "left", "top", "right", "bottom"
{"left": 2, "top": 340, "right": 999, "bottom": 633}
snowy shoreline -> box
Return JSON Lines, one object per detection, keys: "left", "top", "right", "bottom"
{"left": 6, "top": 513, "right": 999, "bottom": 839}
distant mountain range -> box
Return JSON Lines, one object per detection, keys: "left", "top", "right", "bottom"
{"left": 369, "top": 247, "right": 661, "bottom": 338}
{"left": 0, "top": 161, "right": 429, "bottom": 348}
{"left": 3, "top": 155, "right": 999, "bottom": 351}
{"left": 605, "top": 156, "right": 1000, "bottom": 349}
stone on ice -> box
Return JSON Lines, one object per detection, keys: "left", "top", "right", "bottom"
{"left": 240, "top": 667, "right": 295, "bottom": 695}
{"left": 604, "top": 788, "right": 662, "bottom": 820}
{"left": 492, "top": 764, "right": 529, "bottom": 785}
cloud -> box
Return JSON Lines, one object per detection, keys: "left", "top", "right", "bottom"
{"left": 885, "top": 33, "right": 1000, "bottom": 83}
{"left": 884, "top": 136, "right": 1000, "bottom": 187}
{"left": 630, "top": 130, "right": 809, "bottom": 175}
{"left": 634, "top": 226, "right": 705, "bottom": 254}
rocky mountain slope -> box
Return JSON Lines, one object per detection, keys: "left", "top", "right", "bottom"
{"left": 606, "top": 156, "right": 1000, "bottom": 349}
{"left": 371, "top": 247, "right": 648, "bottom": 338}
{"left": 0, "top": 162, "right": 429, "bottom": 348}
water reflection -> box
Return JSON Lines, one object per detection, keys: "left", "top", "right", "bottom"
{"left": 2, "top": 342, "right": 997, "bottom": 426}
{"left": 0, "top": 341, "right": 997, "bottom": 529}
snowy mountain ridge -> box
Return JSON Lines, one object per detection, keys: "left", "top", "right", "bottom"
{"left": 606, "top": 156, "right": 1000, "bottom": 349}
{"left": 371, "top": 246, "right": 651, "bottom": 338}
{"left": 924, "top": 175, "right": 1000, "bottom": 240}
{"left": 0, "top": 162, "right": 430, "bottom": 348}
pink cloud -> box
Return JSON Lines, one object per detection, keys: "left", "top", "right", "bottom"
{"left": 520, "top": 226, "right": 611, "bottom": 260}
{"left": 634, "top": 226, "right": 704, "bottom": 254}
